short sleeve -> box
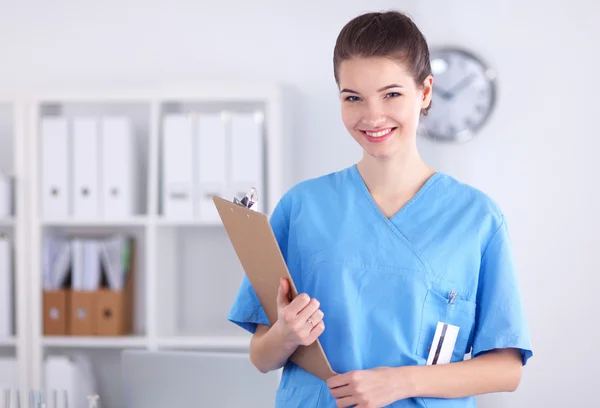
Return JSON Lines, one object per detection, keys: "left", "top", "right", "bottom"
{"left": 226, "top": 196, "right": 291, "bottom": 334}
{"left": 472, "top": 216, "right": 533, "bottom": 365}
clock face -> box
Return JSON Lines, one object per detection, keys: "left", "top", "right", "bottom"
{"left": 420, "top": 48, "right": 497, "bottom": 143}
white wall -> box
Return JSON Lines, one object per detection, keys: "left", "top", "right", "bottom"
{"left": 1, "top": 0, "right": 598, "bottom": 406}
{"left": 412, "top": 2, "right": 600, "bottom": 407}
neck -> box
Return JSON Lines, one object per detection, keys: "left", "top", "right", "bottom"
{"left": 356, "top": 146, "right": 435, "bottom": 199}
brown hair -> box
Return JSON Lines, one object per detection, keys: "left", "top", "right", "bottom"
{"left": 333, "top": 10, "right": 432, "bottom": 115}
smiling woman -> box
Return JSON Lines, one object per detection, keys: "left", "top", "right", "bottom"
{"left": 337, "top": 56, "right": 431, "bottom": 161}
{"left": 333, "top": 12, "right": 433, "bottom": 167}
{"left": 227, "top": 9, "right": 533, "bottom": 408}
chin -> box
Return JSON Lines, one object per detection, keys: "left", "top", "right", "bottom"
{"left": 364, "top": 148, "right": 398, "bottom": 161}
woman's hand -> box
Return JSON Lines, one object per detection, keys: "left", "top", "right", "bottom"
{"left": 327, "top": 367, "right": 412, "bottom": 408}
{"left": 274, "top": 277, "right": 325, "bottom": 351}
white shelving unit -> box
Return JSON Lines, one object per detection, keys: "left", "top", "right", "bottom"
{"left": 0, "top": 98, "right": 29, "bottom": 391}
{"left": 23, "top": 82, "right": 285, "bottom": 407}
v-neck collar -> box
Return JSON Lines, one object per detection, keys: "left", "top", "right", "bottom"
{"left": 349, "top": 163, "right": 442, "bottom": 223}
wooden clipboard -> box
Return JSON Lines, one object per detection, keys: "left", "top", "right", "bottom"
{"left": 213, "top": 195, "right": 336, "bottom": 381}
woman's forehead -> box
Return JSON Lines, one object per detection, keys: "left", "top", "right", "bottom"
{"left": 338, "top": 57, "right": 415, "bottom": 91}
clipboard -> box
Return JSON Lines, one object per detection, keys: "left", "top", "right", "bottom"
{"left": 213, "top": 190, "right": 336, "bottom": 381}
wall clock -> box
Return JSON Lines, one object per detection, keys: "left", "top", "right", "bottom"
{"left": 420, "top": 47, "right": 497, "bottom": 143}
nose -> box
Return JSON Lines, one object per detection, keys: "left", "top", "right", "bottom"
{"left": 362, "top": 101, "right": 386, "bottom": 129}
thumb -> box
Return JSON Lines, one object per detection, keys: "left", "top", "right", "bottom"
{"left": 277, "top": 277, "right": 291, "bottom": 308}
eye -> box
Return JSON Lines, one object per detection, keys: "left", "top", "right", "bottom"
{"left": 344, "top": 95, "right": 361, "bottom": 102}
{"left": 385, "top": 92, "right": 401, "bottom": 98}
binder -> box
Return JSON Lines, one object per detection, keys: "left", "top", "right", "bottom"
{"left": 41, "top": 117, "right": 70, "bottom": 218}
{"left": 213, "top": 191, "right": 335, "bottom": 381}
{"left": 162, "top": 114, "right": 194, "bottom": 218}
{"left": 229, "top": 112, "right": 264, "bottom": 213}
{"left": 96, "top": 236, "right": 135, "bottom": 336}
{"left": 100, "top": 117, "right": 138, "bottom": 217}
{"left": 42, "top": 235, "right": 71, "bottom": 335}
{"left": 196, "top": 113, "right": 227, "bottom": 223}
{"left": 43, "top": 290, "right": 69, "bottom": 335}
{"left": 72, "top": 117, "right": 100, "bottom": 218}
{"left": 42, "top": 234, "right": 135, "bottom": 336}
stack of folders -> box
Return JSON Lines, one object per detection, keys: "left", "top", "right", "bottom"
{"left": 42, "top": 234, "right": 135, "bottom": 336}
{"left": 0, "top": 234, "right": 13, "bottom": 340}
{"left": 40, "top": 116, "right": 139, "bottom": 219}
{"left": 161, "top": 111, "right": 264, "bottom": 222}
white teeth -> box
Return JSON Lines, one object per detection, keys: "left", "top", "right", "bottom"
{"left": 365, "top": 128, "right": 392, "bottom": 137}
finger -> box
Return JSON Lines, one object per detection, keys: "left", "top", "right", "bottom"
{"left": 327, "top": 373, "right": 351, "bottom": 389}
{"left": 329, "top": 384, "right": 352, "bottom": 399}
{"left": 286, "top": 292, "right": 311, "bottom": 315}
{"left": 335, "top": 396, "right": 357, "bottom": 408}
{"left": 297, "top": 298, "right": 320, "bottom": 323}
{"left": 305, "top": 311, "right": 324, "bottom": 337}
{"left": 305, "top": 321, "right": 325, "bottom": 344}
{"left": 276, "top": 278, "right": 291, "bottom": 308}
{"left": 308, "top": 309, "right": 324, "bottom": 327}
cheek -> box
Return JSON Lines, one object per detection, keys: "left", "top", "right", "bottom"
{"left": 390, "top": 98, "right": 421, "bottom": 125}
{"left": 341, "top": 106, "right": 360, "bottom": 130}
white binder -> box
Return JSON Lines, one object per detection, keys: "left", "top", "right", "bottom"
{"left": 196, "top": 113, "right": 227, "bottom": 222}
{"left": 229, "top": 112, "right": 264, "bottom": 212}
{"left": 163, "top": 114, "right": 194, "bottom": 218}
{"left": 72, "top": 117, "right": 100, "bottom": 218}
{"left": 41, "top": 117, "right": 70, "bottom": 218}
{"left": 100, "top": 117, "right": 138, "bottom": 217}
{"left": 0, "top": 235, "right": 12, "bottom": 339}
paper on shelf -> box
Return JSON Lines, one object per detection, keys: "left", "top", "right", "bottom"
{"left": 42, "top": 235, "right": 72, "bottom": 291}
{"left": 99, "top": 235, "right": 130, "bottom": 291}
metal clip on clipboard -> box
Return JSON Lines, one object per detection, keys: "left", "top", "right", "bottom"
{"left": 233, "top": 187, "right": 258, "bottom": 211}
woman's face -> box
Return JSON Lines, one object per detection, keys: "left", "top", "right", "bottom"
{"left": 338, "top": 56, "right": 432, "bottom": 160}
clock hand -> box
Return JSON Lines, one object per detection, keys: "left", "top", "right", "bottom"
{"left": 447, "top": 73, "right": 476, "bottom": 99}
{"left": 432, "top": 86, "right": 451, "bottom": 100}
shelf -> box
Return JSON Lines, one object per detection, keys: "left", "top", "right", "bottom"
{"left": 157, "top": 335, "right": 251, "bottom": 350}
{"left": 21, "top": 82, "right": 286, "bottom": 396}
{"left": 156, "top": 218, "right": 222, "bottom": 227}
{"left": 42, "top": 216, "right": 149, "bottom": 227}
{"left": 42, "top": 336, "right": 148, "bottom": 349}
{"left": 0, "top": 337, "right": 17, "bottom": 347}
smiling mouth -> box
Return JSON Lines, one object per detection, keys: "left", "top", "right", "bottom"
{"left": 360, "top": 127, "right": 396, "bottom": 138}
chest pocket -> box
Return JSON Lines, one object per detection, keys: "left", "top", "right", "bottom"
{"left": 416, "top": 288, "right": 477, "bottom": 364}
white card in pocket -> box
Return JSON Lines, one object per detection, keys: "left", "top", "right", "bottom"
{"left": 426, "top": 322, "right": 460, "bottom": 365}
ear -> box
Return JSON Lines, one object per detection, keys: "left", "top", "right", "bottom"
{"left": 421, "top": 75, "right": 434, "bottom": 110}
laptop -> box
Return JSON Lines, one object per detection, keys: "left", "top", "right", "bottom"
{"left": 121, "top": 350, "right": 281, "bottom": 408}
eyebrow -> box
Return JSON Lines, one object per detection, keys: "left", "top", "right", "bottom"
{"left": 340, "top": 84, "right": 404, "bottom": 94}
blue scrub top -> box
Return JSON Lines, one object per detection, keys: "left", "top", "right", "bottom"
{"left": 228, "top": 164, "right": 533, "bottom": 407}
